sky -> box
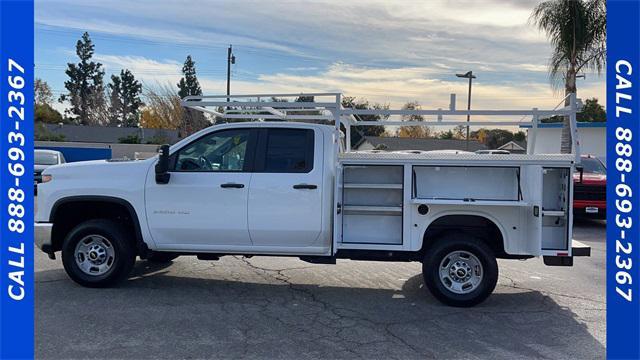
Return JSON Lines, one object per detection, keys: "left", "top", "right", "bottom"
{"left": 35, "top": 0, "right": 606, "bottom": 119}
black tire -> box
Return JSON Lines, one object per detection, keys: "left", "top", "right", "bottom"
{"left": 422, "top": 233, "right": 498, "bottom": 307}
{"left": 145, "top": 252, "right": 179, "bottom": 263}
{"left": 61, "top": 219, "right": 136, "bottom": 288}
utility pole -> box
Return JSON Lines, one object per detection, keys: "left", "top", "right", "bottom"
{"left": 226, "top": 44, "right": 235, "bottom": 103}
{"left": 456, "top": 71, "right": 476, "bottom": 150}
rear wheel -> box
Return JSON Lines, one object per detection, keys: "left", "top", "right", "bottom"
{"left": 422, "top": 233, "right": 498, "bottom": 307}
{"left": 146, "top": 252, "right": 179, "bottom": 263}
{"left": 61, "top": 219, "right": 136, "bottom": 288}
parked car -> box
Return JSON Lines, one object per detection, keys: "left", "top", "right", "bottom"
{"left": 573, "top": 155, "right": 606, "bottom": 219}
{"left": 35, "top": 149, "right": 65, "bottom": 194}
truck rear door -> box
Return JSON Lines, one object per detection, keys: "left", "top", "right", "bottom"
{"left": 247, "top": 128, "right": 324, "bottom": 248}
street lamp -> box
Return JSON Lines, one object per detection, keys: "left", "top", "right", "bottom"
{"left": 456, "top": 71, "right": 476, "bottom": 150}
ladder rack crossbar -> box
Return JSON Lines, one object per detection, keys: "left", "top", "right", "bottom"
{"left": 180, "top": 92, "right": 581, "bottom": 162}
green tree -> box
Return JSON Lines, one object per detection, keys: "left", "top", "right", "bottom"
{"left": 577, "top": 98, "right": 606, "bottom": 122}
{"left": 59, "top": 32, "right": 107, "bottom": 125}
{"left": 397, "top": 101, "right": 431, "bottom": 138}
{"left": 484, "top": 129, "right": 514, "bottom": 149}
{"left": 177, "top": 55, "right": 207, "bottom": 135}
{"left": 452, "top": 125, "right": 466, "bottom": 140}
{"left": 341, "top": 96, "right": 388, "bottom": 147}
{"left": 108, "top": 69, "right": 143, "bottom": 127}
{"left": 530, "top": 0, "right": 606, "bottom": 153}
{"left": 35, "top": 104, "right": 64, "bottom": 124}
{"left": 541, "top": 97, "right": 606, "bottom": 123}
{"left": 438, "top": 130, "right": 454, "bottom": 139}
{"left": 177, "top": 55, "right": 202, "bottom": 98}
{"left": 107, "top": 76, "right": 123, "bottom": 126}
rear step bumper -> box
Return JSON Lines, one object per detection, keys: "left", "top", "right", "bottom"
{"left": 543, "top": 240, "right": 591, "bottom": 266}
{"left": 571, "top": 240, "right": 591, "bottom": 257}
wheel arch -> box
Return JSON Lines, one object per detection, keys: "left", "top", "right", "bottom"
{"left": 49, "top": 195, "right": 147, "bottom": 255}
{"left": 419, "top": 211, "right": 508, "bottom": 258}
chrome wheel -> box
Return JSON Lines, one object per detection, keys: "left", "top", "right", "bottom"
{"left": 439, "top": 250, "right": 483, "bottom": 294}
{"left": 74, "top": 235, "right": 115, "bottom": 276}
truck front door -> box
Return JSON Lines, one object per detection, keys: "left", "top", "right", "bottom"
{"left": 248, "top": 128, "right": 324, "bottom": 248}
{"left": 145, "top": 128, "right": 257, "bottom": 249}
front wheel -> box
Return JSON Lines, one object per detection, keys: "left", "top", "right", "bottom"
{"left": 422, "top": 234, "right": 498, "bottom": 307}
{"left": 61, "top": 219, "right": 136, "bottom": 288}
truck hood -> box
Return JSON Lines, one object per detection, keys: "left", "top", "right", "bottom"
{"left": 43, "top": 159, "right": 152, "bottom": 178}
{"left": 34, "top": 164, "right": 52, "bottom": 173}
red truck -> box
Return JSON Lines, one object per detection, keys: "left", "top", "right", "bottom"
{"left": 573, "top": 155, "right": 606, "bottom": 219}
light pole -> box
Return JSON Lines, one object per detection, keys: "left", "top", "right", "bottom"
{"left": 456, "top": 71, "right": 476, "bottom": 150}
{"left": 226, "top": 44, "right": 236, "bottom": 103}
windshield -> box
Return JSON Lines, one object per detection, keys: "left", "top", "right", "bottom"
{"left": 581, "top": 157, "right": 606, "bottom": 175}
{"left": 35, "top": 152, "right": 59, "bottom": 165}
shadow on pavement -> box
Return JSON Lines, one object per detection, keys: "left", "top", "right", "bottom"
{"left": 573, "top": 218, "right": 606, "bottom": 228}
{"left": 36, "top": 260, "right": 605, "bottom": 359}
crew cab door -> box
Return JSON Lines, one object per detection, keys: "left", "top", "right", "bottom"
{"left": 247, "top": 128, "right": 324, "bottom": 247}
{"left": 145, "top": 128, "right": 257, "bottom": 249}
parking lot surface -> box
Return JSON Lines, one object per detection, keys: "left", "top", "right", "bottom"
{"left": 36, "top": 220, "right": 605, "bottom": 359}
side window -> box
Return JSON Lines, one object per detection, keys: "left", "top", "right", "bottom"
{"left": 263, "top": 129, "right": 314, "bottom": 173}
{"left": 174, "top": 129, "right": 250, "bottom": 172}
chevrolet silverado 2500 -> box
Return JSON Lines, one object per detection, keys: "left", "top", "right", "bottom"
{"left": 34, "top": 93, "right": 590, "bottom": 307}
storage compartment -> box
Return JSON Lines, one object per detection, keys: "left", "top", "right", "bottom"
{"left": 542, "top": 168, "right": 569, "bottom": 211}
{"left": 343, "top": 188, "right": 402, "bottom": 207}
{"left": 342, "top": 165, "right": 403, "bottom": 245}
{"left": 344, "top": 165, "right": 403, "bottom": 185}
{"left": 541, "top": 167, "right": 570, "bottom": 250}
{"left": 542, "top": 216, "right": 568, "bottom": 249}
{"left": 343, "top": 214, "right": 402, "bottom": 244}
{"left": 413, "top": 166, "right": 520, "bottom": 201}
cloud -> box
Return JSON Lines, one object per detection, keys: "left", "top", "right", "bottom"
{"left": 61, "top": 51, "right": 607, "bottom": 115}
{"left": 36, "top": 0, "right": 551, "bottom": 68}
{"left": 36, "top": 0, "right": 606, "bottom": 124}
{"left": 35, "top": 16, "right": 313, "bottom": 59}
{"left": 93, "top": 54, "right": 182, "bottom": 85}
{"left": 202, "top": 62, "right": 606, "bottom": 112}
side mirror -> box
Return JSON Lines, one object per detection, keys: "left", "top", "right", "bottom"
{"left": 155, "top": 144, "right": 171, "bottom": 184}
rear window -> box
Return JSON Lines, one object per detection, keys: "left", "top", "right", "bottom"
{"left": 582, "top": 157, "right": 606, "bottom": 175}
{"left": 263, "top": 129, "right": 314, "bottom": 173}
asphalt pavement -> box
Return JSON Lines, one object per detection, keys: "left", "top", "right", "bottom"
{"left": 35, "top": 219, "right": 605, "bottom": 359}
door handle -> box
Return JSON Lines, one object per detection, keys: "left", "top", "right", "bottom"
{"left": 220, "top": 183, "right": 245, "bottom": 188}
{"left": 293, "top": 184, "right": 317, "bottom": 190}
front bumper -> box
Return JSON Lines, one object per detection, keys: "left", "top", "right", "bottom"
{"left": 35, "top": 222, "right": 55, "bottom": 259}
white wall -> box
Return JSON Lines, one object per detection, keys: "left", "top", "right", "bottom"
{"left": 528, "top": 127, "right": 606, "bottom": 161}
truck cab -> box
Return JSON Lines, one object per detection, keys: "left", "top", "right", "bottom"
{"left": 145, "top": 122, "right": 336, "bottom": 254}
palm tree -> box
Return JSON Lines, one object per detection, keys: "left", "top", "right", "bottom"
{"left": 530, "top": 0, "right": 606, "bottom": 153}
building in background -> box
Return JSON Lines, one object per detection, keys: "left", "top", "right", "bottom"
{"left": 354, "top": 136, "right": 487, "bottom": 152}
{"left": 497, "top": 140, "right": 527, "bottom": 154}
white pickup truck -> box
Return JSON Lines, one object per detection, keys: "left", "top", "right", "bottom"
{"left": 35, "top": 93, "right": 590, "bottom": 307}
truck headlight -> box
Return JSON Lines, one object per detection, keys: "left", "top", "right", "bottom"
{"left": 42, "top": 174, "right": 52, "bottom": 183}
